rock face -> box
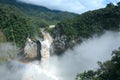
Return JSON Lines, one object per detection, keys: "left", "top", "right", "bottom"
{"left": 53, "top": 35, "right": 67, "bottom": 55}
{"left": 21, "top": 26, "right": 79, "bottom": 60}
{"left": 23, "top": 30, "right": 53, "bottom": 63}
{"left": 36, "top": 40, "right": 42, "bottom": 60}
{"left": 52, "top": 27, "right": 79, "bottom": 55}
{"left": 24, "top": 37, "right": 38, "bottom": 60}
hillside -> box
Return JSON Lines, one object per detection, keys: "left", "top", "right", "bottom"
{"left": 0, "top": 0, "right": 77, "bottom": 47}
{"left": 0, "top": 3, "right": 34, "bottom": 47}
{"left": 0, "top": 0, "right": 77, "bottom": 27}
{"left": 55, "top": 2, "right": 120, "bottom": 40}
{"left": 52, "top": 2, "right": 120, "bottom": 55}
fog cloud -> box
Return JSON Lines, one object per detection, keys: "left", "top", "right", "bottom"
{"left": 0, "top": 43, "right": 19, "bottom": 60}
{"left": 17, "top": 0, "right": 120, "bottom": 13}
{"left": 0, "top": 31, "right": 120, "bottom": 80}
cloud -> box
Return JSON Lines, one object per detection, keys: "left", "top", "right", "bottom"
{"left": 103, "top": 0, "right": 120, "bottom": 4}
{"left": 55, "top": 31, "right": 120, "bottom": 80}
{"left": 17, "top": 0, "right": 120, "bottom": 14}
{"left": 1, "top": 31, "right": 120, "bottom": 80}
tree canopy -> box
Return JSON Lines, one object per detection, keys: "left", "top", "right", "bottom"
{"left": 0, "top": 4, "right": 34, "bottom": 47}
{"left": 56, "top": 2, "right": 120, "bottom": 41}
{"left": 76, "top": 47, "right": 120, "bottom": 80}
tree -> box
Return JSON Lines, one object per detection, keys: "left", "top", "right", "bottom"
{"left": 106, "top": 3, "right": 115, "bottom": 8}
{"left": 117, "top": 2, "right": 120, "bottom": 6}
{"left": 76, "top": 48, "right": 120, "bottom": 80}
{"left": 0, "top": 4, "right": 34, "bottom": 47}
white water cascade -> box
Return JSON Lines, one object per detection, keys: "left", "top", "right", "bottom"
{"left": 1, "top": 31, "right": 120, "bottom": 80}
{"left": 40, "top": 30, "right": 53, "bottom": 65}
{"left": 21, "top": 29, "right": 59, "bottom": 80}
{"left": 24, "top": 29, "right": 53, "bottom": 63}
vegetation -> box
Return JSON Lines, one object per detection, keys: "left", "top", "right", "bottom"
{"left": 59, "top": 3, "right": 120, "bottom": 79}
{"left": 0, "top": 0, "right": 76, "bottom": 47}
{"left": 0, "top": 4, "right": 34, "bottom": 47}
{"left": 0, "top": 0, "right": 120, "bottom": 79}
{"left": 56, "top": 2, "right": 120, "bottom": 40}
{"left": 76, "top": 48, "right": 120, "bottom": 80}
{"left": 0, "top": 0, "right": 77, "bottom": 27}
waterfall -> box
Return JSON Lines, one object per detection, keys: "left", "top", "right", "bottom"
{"left": 1, "top": 31, "right": 120, "bottom": 80}
{"left": 40, "top": 30, "right": 53, "bottom": 65}
{"left": 21, "top": 29, "right": 59, "bottom": 80}
{"left": 23, "top": 29, "right": 53, "bottom": 64}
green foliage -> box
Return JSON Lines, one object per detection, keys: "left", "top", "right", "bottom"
{"left": 0, "top": 0, "right": 77, "bottom": 47}
{"left": 106, "top": 3, "right": 115, "bottom": 8}
{"left": 56, "top": 2, "right": 120, "bottom": 41}
{"left": 117, "top": 2, "right": 120, "bottom": 6}
{"left": 0, "top": 0, "right": 77, "bottom": 27}
{"left": 0, "top": 4, "right": 34, "bottom": 47}
{"left": 76, "top": 70, "right": 96, "bottom": 80}
{"left": 76, "top": 48, "right": 120, "bottom": 80}
{"left": 56, "top": 19, "right": 78, "bottom": 40}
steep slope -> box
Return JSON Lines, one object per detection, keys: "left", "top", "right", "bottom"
{"left": 52, "top": 2, "right": 120, "bottom": 55}
{"left": 0, "top": 0, "right": 77, "bottom": 47}
{"left": 0, "top": 3, "right": 34, "bottom": 47}
{"left": 0, "top": 0, "right": 77, "bottom": 26}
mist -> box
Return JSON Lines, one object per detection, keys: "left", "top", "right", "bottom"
{"left": 0, "top": 43, "right": 19, "bottom": 60}
{"left": 0, "top": 31, "right": 120, "bottom": 80}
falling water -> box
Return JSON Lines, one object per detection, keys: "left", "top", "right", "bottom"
{"left": 1, "top": 31, "right": 120, "bottom": 80}
{"left": 23, "top": 29, "right": 53, "bottom": 62}
{"left": 22, "top": 29, "right": 58, "bottom": 80}
{"left": 40, "top": 29, "right": 53, "bottom": 65}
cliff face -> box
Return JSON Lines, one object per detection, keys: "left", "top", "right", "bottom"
{"left": 51, "top": 2, "right": 120, "bottom": 55}
{"left": 51, "top": 27, "right": 81, "bottom": 55}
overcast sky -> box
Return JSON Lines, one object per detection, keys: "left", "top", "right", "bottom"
{"left": 17, "top": 0, "right": 120, "bottom": 14}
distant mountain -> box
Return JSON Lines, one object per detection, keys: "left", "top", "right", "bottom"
{"left": 0, "top": 0, "right": 77, "bottom": 47}
{"left": 0, "top": 0, "right": 77, "bottom": 26}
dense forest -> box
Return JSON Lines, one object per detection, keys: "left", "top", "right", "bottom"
{"left": 1, "top": 1, "right": 120, "bottom": 47}
{"left": 52, "top": 3, "right": 120, "bottom": 79}
{"left": 55, "top": 2, "right": 120, "bottom": 41}
{"left": 0, "top": 0, "right": 77, "bottom": 47}
{"left": 50, "top": 2, "right": 120, "bottom": 55}
{"left": 0, "top": 0, "right": 77, "bottom": 26}
{"left": 0, "top": 3, "right": 34, "bottom": 47}
{"left": 1, "top": 1, "right": 120, "bottom": 51}
{"left": 0, "top": 0, "right": 120, "bottom": 80}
